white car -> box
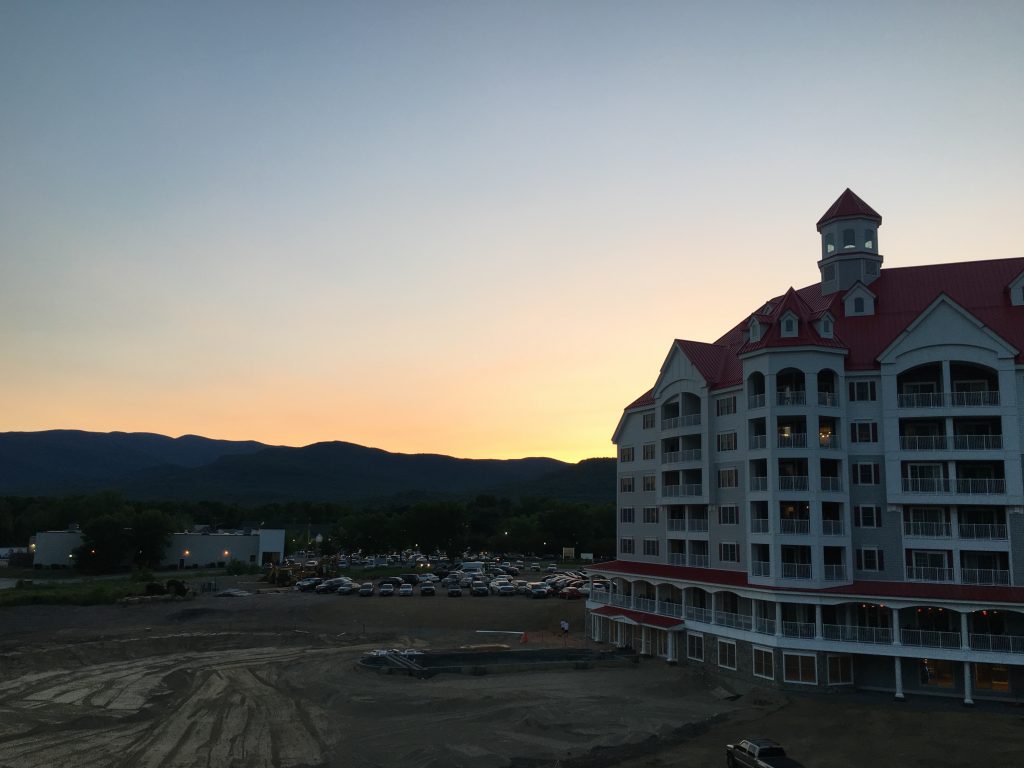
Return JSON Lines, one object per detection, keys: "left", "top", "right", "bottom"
{"left": 398, "top": 584, "right": 414, "bottom": 596}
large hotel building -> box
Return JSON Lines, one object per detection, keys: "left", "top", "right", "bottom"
{"left": 587, "top": 190, "right": 1024, "bottom": 702}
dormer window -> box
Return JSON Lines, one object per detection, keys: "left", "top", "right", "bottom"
{"left": 748, "top": 318, "right": 762, "bottom": 342}
{"left": 819, "top": 316, "right": 834, "bottom": 339}
{"left": 853, "top": 297, "right": 865, "bottom": 313}
{"left": 843, "top": 228, "right": 856, "bottom": 249}
{"left": 780, "top": 313, "right": 798, "bottom": 338}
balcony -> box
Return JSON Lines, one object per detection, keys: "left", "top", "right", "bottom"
{"left": 780, "top": 563, "right": 812, "bottom": 580}
{"left": 900, "top": 629, "right": 961, "bottom": 649}
{"left": 748, "top": 393, "right": 766, "bottom": 410}
{"left": 688, "top": 554, "right": 709, "bottom": 568}
{"left": 663, "top": 484, "right": 703, "bottom": 497}
{"left": 898, "top": 434, "right": 1004, "bottom": 451}
{"left": 953, "top": 434, "right": 1003, "bottom": 450}
{"left": 749, "top": 434, "right": 767, "bottom": 450}
{"left": 782, "top": 621, "right": 815, "bottom": 638}
{"left": 905, "top": 566, "right": 954, "bottom": 582}
{"left": 778, "top": 475, "right": 809, "bottom": 491}
{"left": 818, "top": 391, "right": 838, "bottom": 407}
{"left": 668, "top": 553, "right": 686, "bottom": 566}
{"left": 668, "top": 518, "right": 686, "bottom": 532}
{"left": 688, "top": 518, "right": 709, "bottom": 533}
{"left": 685, "top": 605, "right": 712, "bottom": 623}
{"left": 900, "top": 435, "right": 948, "bottom": 450}
{"left": 753, "top": 616, "right": 776, "bottom": 635}
{"left": 657, "top": 600, "right": 684, "bottom": 618}
{"left": 960, "top": 568, "right": 1010, "bottom": 586}
{"left": 818, "top": 435, "right": 839, "bottom": 449}
{"left": 714, "top": 610, "right": 754, "bottom": 631}
{"left": 820, "top": 476, "right": 843, "bottom": 492}
{"left": 662, "top": 413, "right": 701, "bottom": 431}
{"left": 969, "top": 634, "right": 1024, "bottom": 654}
{"left": 823, "top": 564, "right": 847, "bottom": 581}
{"left": 751, "top": 560, "right": 771, "bottom": 577}
{"left": 903, "top": 521, "right": 952, "bottom": 538}
{"left": 634, "top": 596, "right": 656, "bottom": 613}
{"left": 821, "top": 519, "right": 844, "bottom": 536}
{"left": 777, "top": 433, "right": 807, "bottom": 449}
{"left": 749, "top": 476, "right": 768, "bottom": 491}
{"left": 956, "top": 478, "right": 1005, "bottom": 494}
{"left": 897, "top": 391, "right": 1000, "bottom": 408}
{"left": 750, "top": 518, "right": 770, "bottom": 534}
{"left": 958, "top": 523, "right": 1007, "bottom": 540}
{"left": 779, "top": 518, "right": 810, "bottom": 535}
{"left": 776, "top": 391, "right": 806, "bottom": 406}
{"left": 901, "top": 477, "right": 950, "bottom": 494}
{"left": 822, "top": 624, "right": 893, "bottom": 645}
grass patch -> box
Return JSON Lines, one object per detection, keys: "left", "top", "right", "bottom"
{"left": 0, "top": 580, "right": 148, "bottom": 608}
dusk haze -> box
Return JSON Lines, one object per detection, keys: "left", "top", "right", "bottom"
{"left": 2, "top": 1, "right": 1021, "bottom": 463}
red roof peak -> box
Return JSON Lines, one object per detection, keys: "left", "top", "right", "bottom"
{"left": 816, "top": 188, "right": 882, "bottom": 231}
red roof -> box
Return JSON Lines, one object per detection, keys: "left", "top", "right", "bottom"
{"left": 591, "top": 605, "right": 683, "bottom": 629}
{"left": 675, "top": 339, "right": 731, "bottom": 384}
{"left": 816, "top": 188, "right": 882, "bottom": 231}
{"left": 589, "top": 560, "right": 1024, "bottom": 606}
{"left": 622, "top": 388, "right": 655, "bottom": 412}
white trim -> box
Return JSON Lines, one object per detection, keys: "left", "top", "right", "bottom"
{"left": 717, "top": 638, "right": 737, "bottom": 670}
{"left": 783, "top": 652, "right": 818, "bottom": 685}
{"left": 752, "top": 646, "right": 775, "bottom": 680}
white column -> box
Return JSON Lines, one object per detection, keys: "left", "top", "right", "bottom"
{"left": 642, "top": 626, "right": 650, "bottom": 655}
{"left": 667, "top": 630, "right": 677, "bottom": 662}
{"left": 963, "top": 661, "right": 974, "bottom": 706}
{"left": 960, "top": 612, "right": 970, "bottom": 649}
{"left": 814, "top": 604, "right": 823, "bottom": 640}
{"left": 775, "top": 601, "right": 784, "bottom": 637}
{"left": 894, "top": 656, "right": 905, "bottom": 700}
{"left": 892, "top": 607, "right": 902, "bottom": 646}
{"left": 941, "top": 360, "right": 951, "bottom": 394}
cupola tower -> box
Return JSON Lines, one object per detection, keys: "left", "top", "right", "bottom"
{"left": 817, "top": 188, "right": 882, "bottom": 294}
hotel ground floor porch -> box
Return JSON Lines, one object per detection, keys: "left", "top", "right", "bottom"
{"left": 588, "top": 609, "right": 1024, "bottom": 703}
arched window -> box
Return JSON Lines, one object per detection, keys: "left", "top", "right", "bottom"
{"left": 843, "top": 228, "right": 856, "bottom": 248}
{"left": 824, "top": 233, "right": 835, "bottom": 254}
{"left": 864, "top": 229, "right": 875, "bottom": 249}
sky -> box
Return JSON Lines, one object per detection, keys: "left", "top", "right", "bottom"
{"left": 1, "top": 1, "right": 1022, "bottom": 462}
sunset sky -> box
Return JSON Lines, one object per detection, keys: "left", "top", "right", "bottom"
{"left": 2, "top": 1, "right": 1022, "bottom": 462}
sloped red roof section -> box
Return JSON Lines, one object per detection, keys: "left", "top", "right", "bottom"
{"left": 623, "top": 388, "right": 655, "bottom": 412}
{"left": 675, "top": 339, "right": 730, "bottom": 384}
{"left": 816, "top": 188, "right": 882, "bottom": 231}
{"left": 591, "top": 605, "right": 683, "bottom": 629}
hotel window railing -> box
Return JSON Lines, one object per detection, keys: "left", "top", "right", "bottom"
{"left": 900, "top": 628, "right": 961, "bottom": 649}
{"left": 685, "top": 605, "right": 712, "bottom": 624}
{"left": 749, "top": 476, "right": 768, "bottom": 491}
{"left": 952, "top": 434, "right": 1003, "bottom": 450}
{"left": 821, "top": 519, "right": 844, "bottom": 536}
{"left": 714, "top": 610, "right": 754, "bottom": 631}
{"left": 901, "top": 477, "right": 950, "bottom": 493}
{"left": 776, "top": 391, "right": 806, "bottom": 406}
{"left": 956, "top": 478, "right": 1005, "bottom": 494}
{"left": 687, "top": 554, "right": 709, "bottom": 568}
{"left": 777, "top": 433, "right": 807, "bottom": 448}
{"left": 778, "top": 475, "right": 809, "bottom": 491}
{"left": 751, "top": 560, "right": 771, "bottom": 577}
{"left": 818, "top": 391, "right": 838, "bottom": 407}
{"left": 668, "top": 553, "right": 686, "bottom": 566}
{"left": 899, "top": 435, "right": 947, "bottom": 450}
{"left": 897, "top": 390, "right": 1000, "bottom": 408}
{"left": 823, "top": 564, "right": 847, "bottom": 581}
{"left": 749, "top": 434, "right": 767, "bottom": 450}
{"left": 822, "top": 624, "right": 893, "bottom": 645}
{"left": 688, "top": 517, "right": 709, "bottom": 532}
{"left": 780, "top": 563, "right": 812, "bottom": 580}
{"left": 820, "top": 476, "right": 843, "bottom": 492}
{"left": 960, "top": 568, "right": 1010, "bottom": 586}
{"left": 958, "top": 523, "right": 1007, "bottom": 539}
{"left": 782, "top": 621, "right": 815, "bottom": 638}
{"left": 750, "top": 518, "right": 770, "bottom": 534}
{"left": 667, "top": 519, "right": 686, "bottom": 532}
{"left": 969, "top": 634, "right": 1024, "bottom": 654}
{"left": 905, "top": 566, "right": 954, "bottom": 582}
{"left": 753, "top": 616, "right": 776, "bottom": 635}
{"left": 748, "top": 393, "right": 766, "bottom": 409}
{"left": 903, "top": 521, "right": 952, "bottom": 537}
{"left": 779, "top": 518, "right": 809, "bottom": 535}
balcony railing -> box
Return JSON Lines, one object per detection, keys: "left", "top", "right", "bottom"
{"left": 667, "top": 519, "right": 686, "bottom": 532}
{"left": 824, "top": 564, "right": 847, "bottom": 581}
{"left": 688, "top": 518, "right": 709, "bottom": 533}
{"left": 778, "top": 475, "right": 809, "bottom": 491}
{"left": 780, "top": 563, "right": 812, "bottom": 580}
{"left": 609, "top": 593, "right": 630, "bottom": 608}
{"left": 822, "top": 624, "right": 893, "bottom": 645}
{"left": 901, "top": 629, "right": 961, "bottom": 649}
{"left": 662, "top": 413, "right": 701, "bottom": 430}
{"left": 956, "top": 478, "right": 1005, "bottom": 494}
{"left": 821, "top": 519, "right": 844, "bottom": 536}
{"left": 958, "top": 523, "right": 1007, "bottom": 540}
{"left": 900, "top": 435, "right": 947, "bottom": 450}
{"left": 662, "top": 416, "right": 681, "bottom": 430}
{"left": 952, "top": 434, "right": 1003, "bottom": 450}
{"left": 749, "top": 476, "right": 768, "bottom": 491}
{"left": 668, "top": 553, "right": 686, "bottom": 566}
{"left": 634, "top": 596, "right": 656, "bottom": 613}
{"left": 751, "top": 560, "right": 771, "bottom": 577}
{"left": 657, "top": 600, "right": 684, "bottom": 618}
{"left": 749, "top": 434, "right": 767, "bottom": 450}
{"left": 818, "top": 391, "right": 838, "bottom": 407}
{"left": 748, "top": 393, "right": 766, "bottom": 409}
{"left": 905, "top": 566, "right": 954, "bottom": 582}
{"left": 688, "top": 554, "right": 709, "bottom": 568}
{"left": 903, "top": 521, "right": 952, "bottom": 538}
{"left": 776, "top": 391, "right": 806, "bottom": 406}
{"left": 819, "top": 435, "right": 838, "bottom": 449}
{"left": 777, "top": 433, "right": 807, "bottom": 448}
{"left": 715, "top": 610, "right": 754, "bottom": 631}
{"left": 897, "top": 390, "right": 1000, "bottom": 408}
{"left": 901, "top": 477, "right": 950, "bottom": 493}
{"left": 779, "top": 518, "right": 810, "bottom": 535}
{"left": 782, "top": 621, "right": 815, "bottom": 638}
{"left": 685, "top": 605, "right": 712, "bottom": 624}
{"left": 750, "top": 518, "right": 770, "bottom": 534}
{"left": 969, "top": 634, "right": 1024, "bottom": 654}
{"left": 820, "top": 476, "right": 843, "bottom": 492}
{"left": 662, "top": 448, "right": 701, "bottom": 464}
{"left": 663, "top": 484, "right": 703, "bottom": 497}
{"left": 753, "top": 617, "right": 776, "bottom": 635}
{"left": 960, "top": 568, "right": 1010, "bottom": 586}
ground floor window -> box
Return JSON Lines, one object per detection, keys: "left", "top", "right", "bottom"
{"left": 718, "top": 639, "right": 737, "bottom": 670}
{"left": 974, "top": 663, "right": 1009, "bottom": 692}
{"left": 687, "top": 632, "right": 704, "bottom": 662}
{"left": 753, "top": 647, "right": 774, "bottom": 680}
{"left": 655, "top": 629, "right": 668, "bottom": 657}
{"left": 827, "top": 654, "right": 853, "bottom": 685}
{"left": 919, "top": 659, "right": 955, "bottom": 688}
{"left": 783, "top": 652, "right": 817, "bottom": 685}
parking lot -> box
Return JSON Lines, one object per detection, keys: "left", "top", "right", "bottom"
{"left": 0, "top": 581, "right": 1019, "bottom": 768}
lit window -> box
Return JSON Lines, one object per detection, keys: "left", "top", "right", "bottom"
{"left": 824, "top": 233, "right": 835, "bottom": 254}
{"left": 864, "top": 230, "right": 875, "bottom": 249}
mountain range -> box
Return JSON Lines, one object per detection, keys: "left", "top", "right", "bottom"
{"left": 0, "top": 430, "right": 614, "bottom": 505}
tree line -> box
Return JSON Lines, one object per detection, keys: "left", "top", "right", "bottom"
{"left": 0, "top": 492, "right": 615, "bottom": 571}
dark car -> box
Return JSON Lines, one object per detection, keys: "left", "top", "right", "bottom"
{"left": 470, "top": 584, "right": 489, "bottom": 597}
{"left": 399, "top": 573, "right": 421, "bottom": 585}
{"left": 420, "top": 584, "right": 436, "bottom": 596}
{"left": 447, "top": 586, "right": 463, "bottom": 597}
{"left": 357, "top": 582, "right": 374, "bottom": 596}
{"left": 378, "top": 576, "right": 404, "bottom": 587}
{"left": 530, "top": 586, "right": 550, "bottom": 599}
{"left": 559, "top": 586, "right": 584, "bottom": 600}
{"left": 295, "top": 578, "right": 322, "bottom": 592}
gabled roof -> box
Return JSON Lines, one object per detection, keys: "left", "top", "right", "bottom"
{"left": 622, "top": 388, "right": 654, "bottom": 412}
{"left": 674, "top": 339, "right": 731, "bottom": 385}
{"left": 816, "top": 188, "right": 882, "bottom": 231}
{"left": 737, "top": 286, "right": 847, "bottom": 356}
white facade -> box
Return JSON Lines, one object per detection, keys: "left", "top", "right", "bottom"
{"left": 590, "top": 191, "right": 1024, "bottom": 701}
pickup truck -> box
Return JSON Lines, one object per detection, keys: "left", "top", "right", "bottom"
{"left": 725, "top": 739, "right": 804, "bottom": 768}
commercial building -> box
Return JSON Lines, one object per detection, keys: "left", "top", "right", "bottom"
{"left": 33, "top": 528, "right": 286, "bottom": 569}
{"left": 588, "top": 190, "right": 1024, "bottom": 702}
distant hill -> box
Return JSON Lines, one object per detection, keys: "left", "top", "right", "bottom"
{"left": 0, "top": 430, "right": 614, "bottom": 505}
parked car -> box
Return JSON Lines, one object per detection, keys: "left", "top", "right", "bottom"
{"left": 559, "top": 586, "right": 584, "bottom": 600}
{"left": 447, "top": 586, "right": 463, "bottom": 597}
{"left": 336, "top": 582, "right": 357, "bottom": 595}
{"left": 530, "top": 585, "right": 550, "bottom": 599}
{"left": 295, "top": 578, "right": 322, "bottom": 592}
{"left": 726, "top": 739, "right": 804, "bottom": 768}
{"left": 379, "top": 583, "right": 396, "bottom": 596}
{"left": 378, "top": 576, "right": 404, "bottom": 587}
{"left": 420, "top": 584, "right": 436, "bottom": 596}
{"left": 399, "top": 574, "right": 421, "bottom": 585}
{"left": 496, "top": 583, "right": 517, "bottom": 596}
{"left": 358, "top": 582, "right": 374, "bottom": 596}
{"left": 470, "top": 584, "right": 489, "bottom": 597}
{"left": 398, "top": 583, "right": 414, "bottom": 596}
{"left": 315, "top": 577, "right": 349, "bottom": 594}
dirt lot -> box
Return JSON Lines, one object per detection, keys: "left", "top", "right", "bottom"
{"left": 0, "top": 581, "right": 1020, "bottom": 768}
